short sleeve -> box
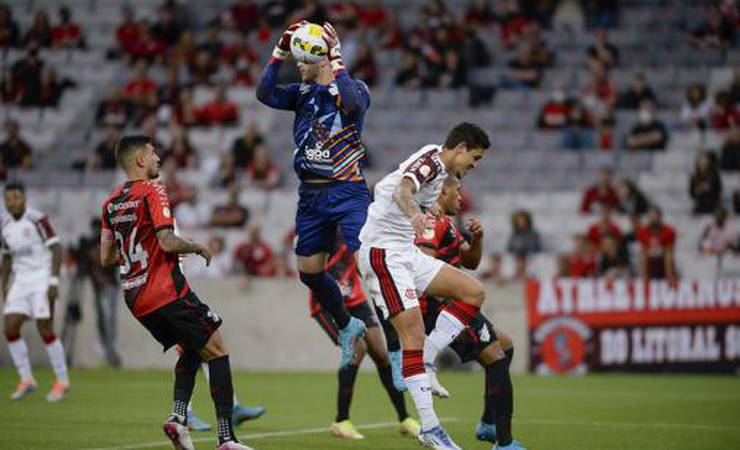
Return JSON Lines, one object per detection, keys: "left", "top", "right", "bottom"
{"left": 34, "top": 215, "right": 60, "bottom": 247}
{"left": 403, "top": 151, "right": 441, "bottom": 191}
{"left": 663, "top": 227, "right": 676, "bottom": 247}
{"left": 146, "top": 183, "right": 174, "bottom": 232}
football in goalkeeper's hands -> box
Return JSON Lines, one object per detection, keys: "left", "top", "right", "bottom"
{"left": 290, "top": 23, "right": 328, "bottom": 64}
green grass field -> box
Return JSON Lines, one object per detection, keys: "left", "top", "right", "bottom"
{"left": 1, "top": 368, "right": 739, "bottom": 450}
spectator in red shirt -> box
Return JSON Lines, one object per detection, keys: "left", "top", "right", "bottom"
{"left": 564, "top": 234, "right": 598, "bottom": 278}
{"left": 580, "top": 167, "right": 621, "bottom": 213}
{"left": 710, "top": 90, "right": 740, "bottom": 129}
{"left": 581, "top": 62, "right": 617, "bottom": 119}
{"left": 51, "top": 7, "right": 85, "bottom": 49}
{"left": 586, "top": 206, "right": 622, "bottom": 247}
{"left": 234, "top": 224, "right": 278, "bottom": 277}
{"left": 124, "top": 62, "right": 158, "bottom": 106}
{"left": 245, "top": 144, "right": 281, "bottom": 190}
{"left": 116, "top": 7, "right": 140, "bottom": 56}
{"left": 538, "top": 86, "right": 571, "bottom": 129}
{"left": 637, "top": 207, "right": 677, "bottom": 281}
{"left": 197, "top": 86, "right": 239, "bottom": 126}
{"left": 129, "top": 21, "right": 165, "bottom": 63}
{"left": 226, "top": 0, "right": 261, "bottom": 34}
{"left": 361, "top": 0, "right": 390, "bottom": 28}
{"left": 496, "top": 0, "right": 532, "bottom": 49}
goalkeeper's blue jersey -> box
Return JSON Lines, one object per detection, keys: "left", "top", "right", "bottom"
{"left": 256, "top": 64, "right": 371, "bottom": 183}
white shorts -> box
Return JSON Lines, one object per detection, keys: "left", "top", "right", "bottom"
{"left": 3, "top": 285, "right": 50, "bottom": 319}
{"left": 358, "top": 245, "right": 444, "bottom": 320}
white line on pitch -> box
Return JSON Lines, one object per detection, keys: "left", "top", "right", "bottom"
{"left": 77, "top": 417, "right": 460, "bottom": 450}
{"left": 519, "top": 418, "right": 740, "bottom": 432}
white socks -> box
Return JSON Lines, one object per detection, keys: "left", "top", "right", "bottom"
{"left": 44, "top": 338, "right": 69, "bottom": 385}
{"left": 424, "top": 310, "right": 465, "bottom": 368}
{"left": 8, "top": 338, "right": 34, "bottom": 381}
{"left": 404, "top": 373, "right": 440, "bottom": 431}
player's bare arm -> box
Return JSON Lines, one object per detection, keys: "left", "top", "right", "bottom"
{"left": 47, "top": 242, "right": 62, "bottom": 302}
{"left": 393, "top": 178, "right": 426, "bottom": 236}
{"left": 460, "top": 218, "right": 483, "bottom": 270}
{"left": 0, "top": 252, "right": 11, "bottom": 300}
{"left": 156, "top": 228, "right": 212, "bottom": 266}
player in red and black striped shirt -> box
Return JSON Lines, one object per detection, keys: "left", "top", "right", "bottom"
{"left": 309, "top": 235, "right": 420, "bottom": 439}
{"left": 415, "top": 177, "right": 524, "bottom": 450}
{"left": 99, "top": 135, "right": 252, "bottom": 450}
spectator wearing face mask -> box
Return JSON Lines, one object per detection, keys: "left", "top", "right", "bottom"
{"left": 627, "top": 101, "right": 668, "bottom": 151}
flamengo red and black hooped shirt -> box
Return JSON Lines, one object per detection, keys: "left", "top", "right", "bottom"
{"left": 415, "top": 214, "right": 467, "bottom": 313}
{"left": 101, "top": 180, "right": 190, "bottom": 317}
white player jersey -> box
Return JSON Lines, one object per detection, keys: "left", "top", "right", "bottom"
{"left": 360, "top": 144, "right": 448, "bottom": 249}
{"left": 0, "top": 208, "right": 59, "bottom": 286}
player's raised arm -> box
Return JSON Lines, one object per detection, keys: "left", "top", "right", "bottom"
{"left": 255, "top": 22, "right": 303, "bottom": 110}
{"left": 460, "top": 217, "right": 484, "bottom": 270}
{"left": 322, "top": 22, "right": 369, "bottom": 118}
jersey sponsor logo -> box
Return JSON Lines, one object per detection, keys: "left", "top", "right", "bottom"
{"left": 304, "top": 147, "right": 332, "bottom": 162}
{"left": 110, "top": 213, "right": 137, "bottom": 224}
{"left": 121, "top": 272, "right": 148, "bottom": 290}
{"left": 107, "top": 200, "right": 141, "bottom": 214}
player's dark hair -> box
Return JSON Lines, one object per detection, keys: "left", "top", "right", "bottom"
{"left": 4, "top": 182, "right": 25, "bottom": 194}
{"left": 115, "top": 135, "right": 152, "bottom": 168}
{"left": 444, "top": 122, "right": 490, "bottom": 151}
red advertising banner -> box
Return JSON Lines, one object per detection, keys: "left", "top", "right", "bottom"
{"left": 525, "top": 278, "right": 740, "bottom": 374}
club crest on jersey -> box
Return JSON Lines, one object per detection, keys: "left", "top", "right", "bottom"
{"left": 163, "top": 207, "right": 171, "bottom": 218}
{"left": 405, "top": 288, "right": 415, "bottom": 300}
{"left": 419, "top": 164, "right": 431, "bottom": 178}
{"left": 22, "top": 227, "right": 31, "bottom": 237}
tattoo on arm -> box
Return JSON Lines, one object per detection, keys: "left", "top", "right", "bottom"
{"left": 392, "top": 178, "right": 422, "bottom": 220}
{"left": 156, "top": 228, "right": 201, "bottom": 255}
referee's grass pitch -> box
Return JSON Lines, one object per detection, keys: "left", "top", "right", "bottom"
{"left": 0, "top": 368, "right": 738, "bottom": 450}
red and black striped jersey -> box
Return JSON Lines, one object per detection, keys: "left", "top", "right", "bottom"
{"left": 415, "top": 214, "right": 467, "bottom": 314}
{"left": 309, "top": 243, "right": 366, "bottom": 315}
{"left": 415, "top": 214, "right": 466, "bottom": 267}
{"left": 101, "top": 180, "right": 190, "bottom": 317}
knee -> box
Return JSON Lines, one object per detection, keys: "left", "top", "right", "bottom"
{"left": 299, "top": 271, "right": 327, "bottom": 290}
{"left": 464, "top": 279, "right": 486, "bottom": 306}
{"left": 352, "top": 339, "right": 367, "bottom": 365}
{"left": 497, "top": 332, "right": 513, "bottom": 351}
{"left": 4, "top": 331, "right": 20, "bottom": 342}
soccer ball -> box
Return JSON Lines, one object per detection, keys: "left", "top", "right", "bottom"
{"left": 290, "top": 23, "right": 328, "bottom": 64}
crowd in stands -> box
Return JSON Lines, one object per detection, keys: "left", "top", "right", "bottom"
{"left": 1, "top": 0, "right": 739, "bottom": 282}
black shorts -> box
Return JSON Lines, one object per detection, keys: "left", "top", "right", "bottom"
{"left": 312, "top": 301, "right": 379, "bottom": 346}
{"left": 137, "top": 292, "right": 222, "bottom": 352}
{"left": 424, "top": 298, "right": 497, "bottom": 364}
